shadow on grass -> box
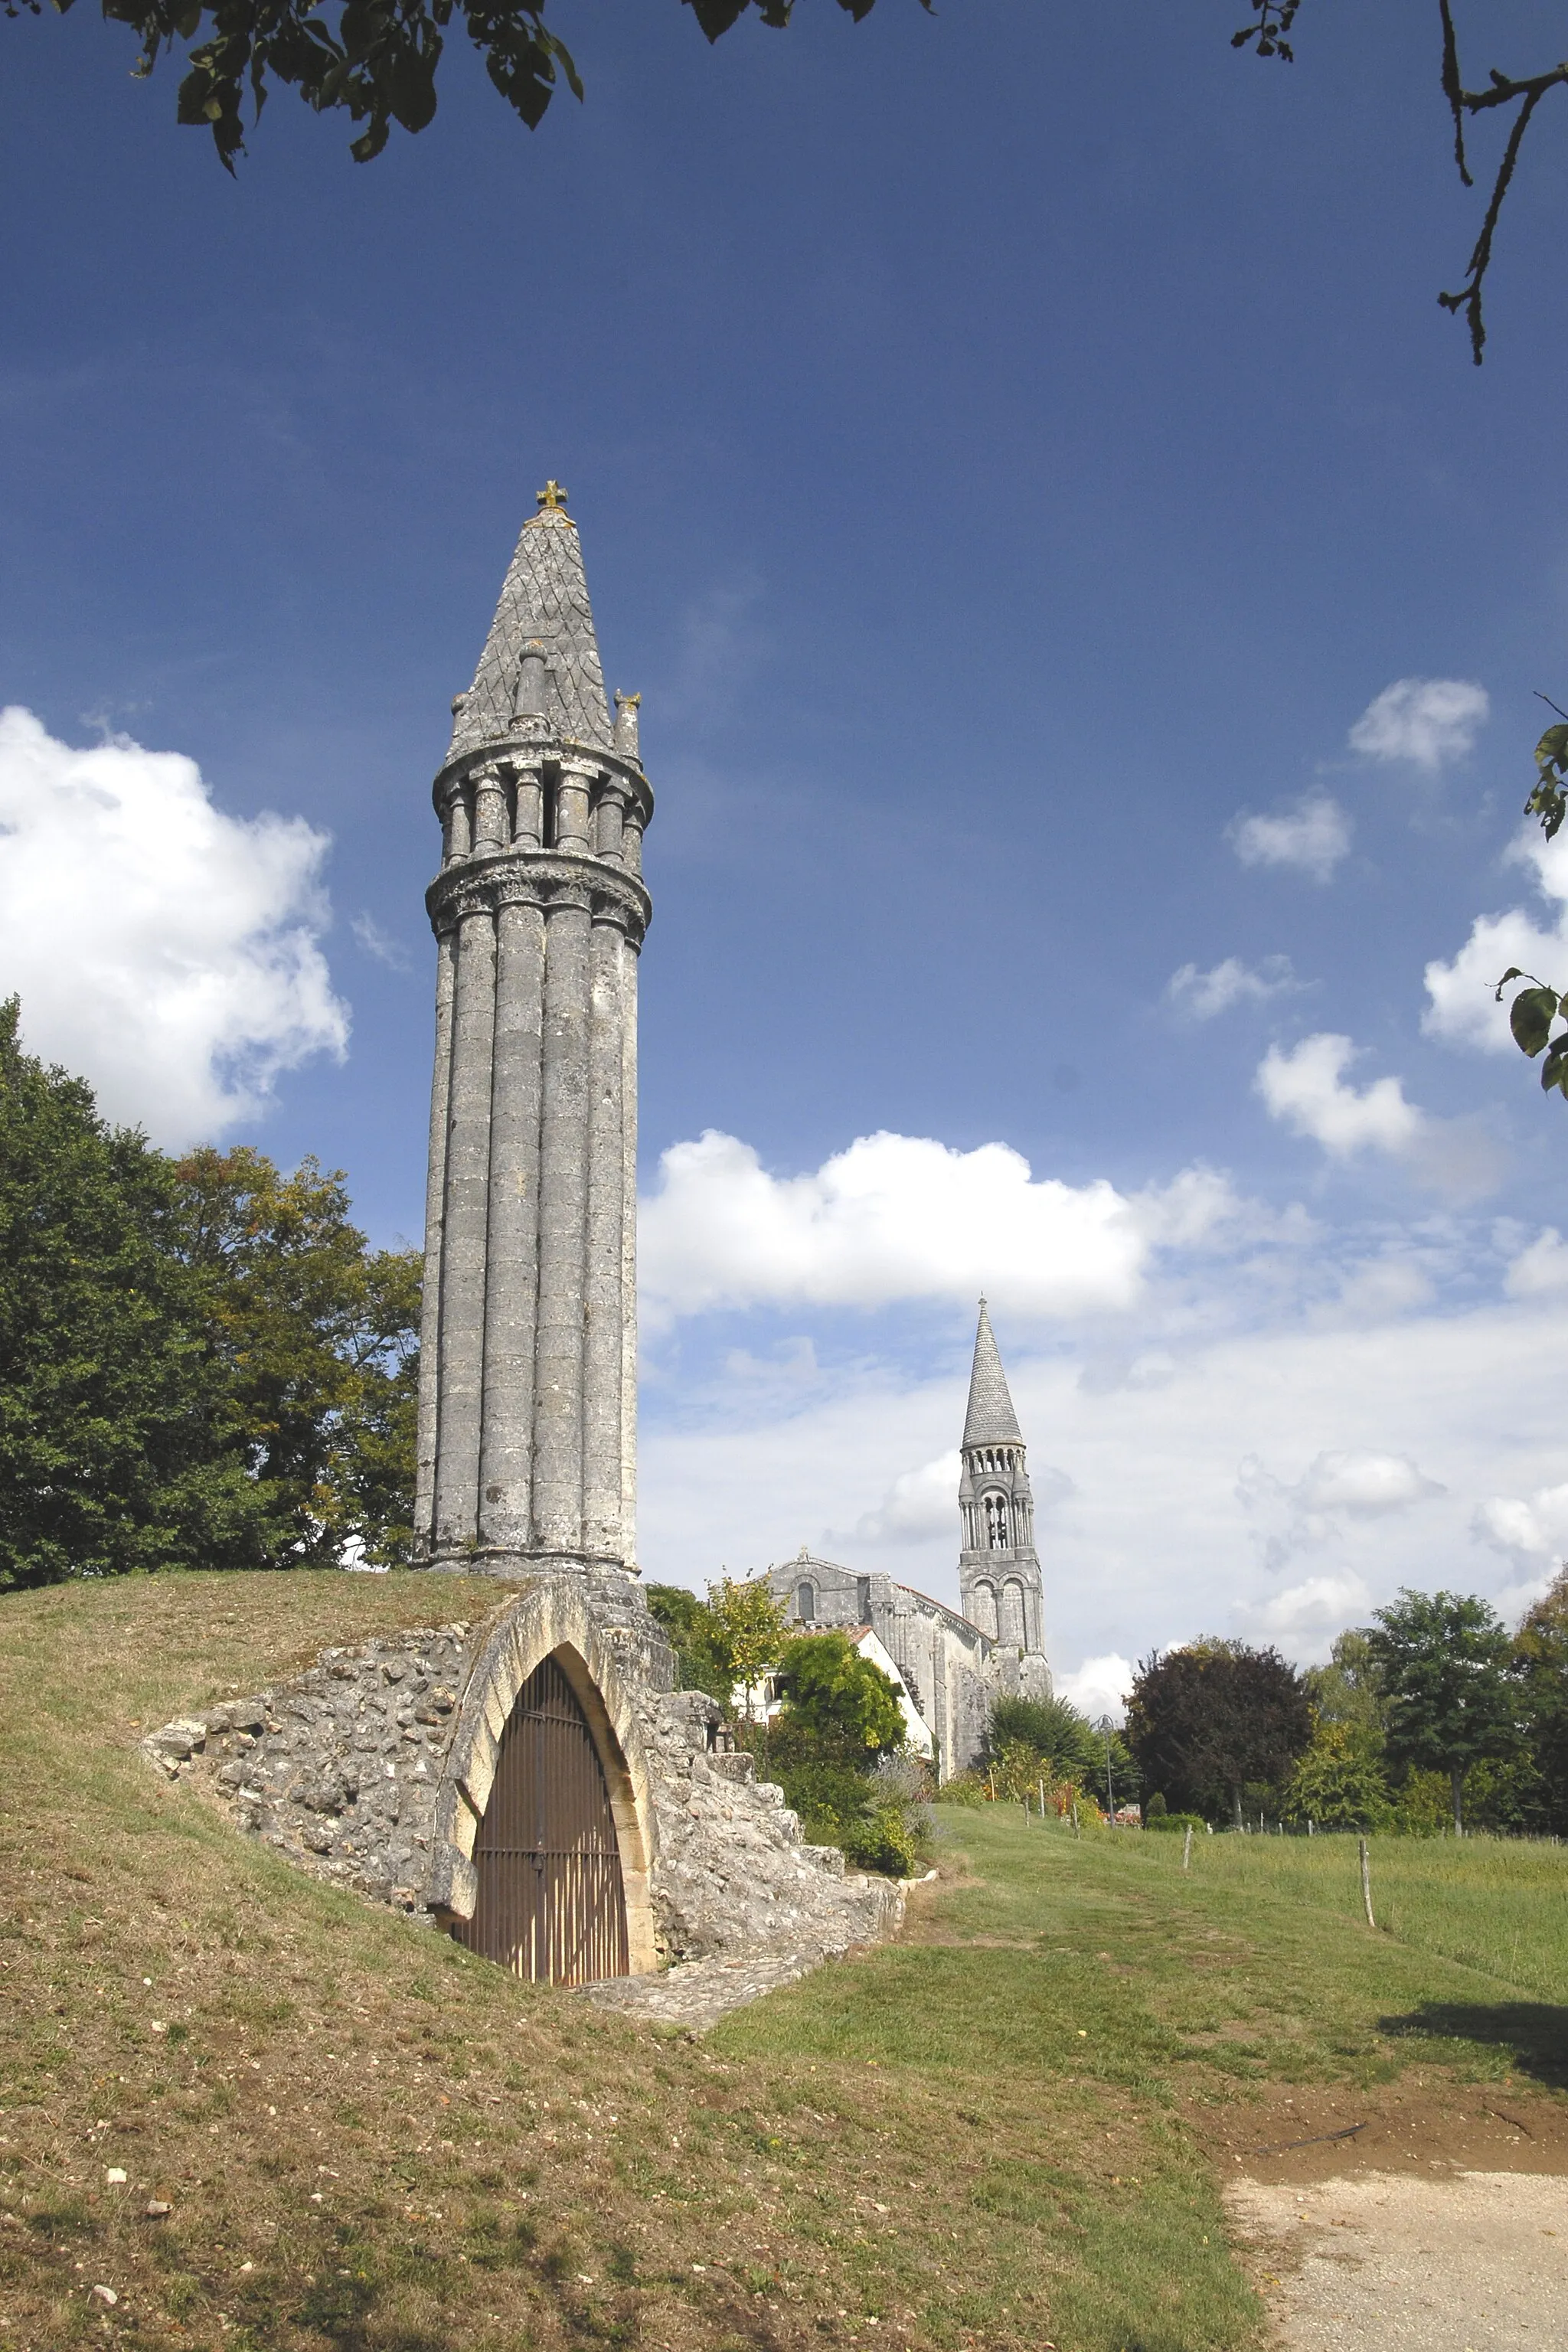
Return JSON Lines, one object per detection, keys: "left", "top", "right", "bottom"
{"left": 1378, "top": 2001, "right": 1568, "bottom": 2087}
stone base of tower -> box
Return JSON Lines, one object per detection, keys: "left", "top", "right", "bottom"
{"left": 140, "top": 1576, "right": 902, "bottom": 1991}
{"left": 417, "top": 1547, "right": 642, "bottom": 1583}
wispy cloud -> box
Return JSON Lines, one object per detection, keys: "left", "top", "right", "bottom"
{"left": 351, "top": 911, "right": 412, "bottom": 972}
{"left": 1349, "top": 676, "right": 1488, "bottom": 770}
{"left": 1167, "top": 954, "right": 1297, "bottom": 1019}
{"left": 1228, "top": 794, "right": 1351, "bottom": 883}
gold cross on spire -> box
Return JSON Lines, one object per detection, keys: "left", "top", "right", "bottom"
{"left": 536, "top": 479, "right": 569, "bottom": 512}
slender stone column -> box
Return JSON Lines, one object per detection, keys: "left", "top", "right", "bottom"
{"left": 583, "top": 914, "right": 627, "bottom": 1558}
{"left": 413, "top": 923, "right": 457, "bottom": 1546}
{"left": 619, "top": 931, "right": 639, "bottom": 1560}
{"left": 478, "top": 896, "right": 546, "bottom": 1546}
{"left": 433, "top": 904, "right": 498, "bottom": 1550}
{"left": 531, "top": 897, "right": 592, "bottom": 1551}
{"left": 417, "top": 489, "right": 652, "bottom": 1579}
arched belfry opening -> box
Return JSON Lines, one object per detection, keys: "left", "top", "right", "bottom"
{"left": 452, "top": 1650, "right": 629, "bottom": 1984}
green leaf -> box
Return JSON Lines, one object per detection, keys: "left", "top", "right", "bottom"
{"left": 1510, "top": 986, "right": 1559, "bottom": 1059}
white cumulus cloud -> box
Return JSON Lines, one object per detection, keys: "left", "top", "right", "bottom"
{"left": 0, "top": 707, "right": 347, "bottom": 1146}
{"left": 638, "top": 1129, "right": 1246, "bottom": 1329}
{"left": 854, "top": 1452, "right": 963, "bottom": 1544}
{"left": 1504, "top": 1228, "right": 1568, "bottom": 1298}
{"left": 1295, "top": 1452, "right": 1443, "bottom": 1515}
{"left": 1251, "top": 1572, "right": 1371, "bottom": 1639}
{"left": 1473, "top": 1481, "right": 1568, "bottom": 1566}
{"left": 1055, "top": 1654, "right": 1135, "bottom": 1725}
{"left": 1256, "top": 1034, "right": 1424, "bottom": 1157}
{"left": 1167, "top": 954, "right": 1297, "bottom": 1019}
{"left": 1424, "top": 823, "right": 1568, "bottom": 1055}
{"left": 1228, "top": 795, "right": 1351, "bottom": 883}
{"left": 1348, "top": 677, "right": 1488, "bottom": 770}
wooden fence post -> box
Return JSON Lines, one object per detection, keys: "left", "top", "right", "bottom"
{"left": 1359, "top": 1836, "right": 1375, "bottom": 1929}
{"left": 1182, "top": 1824, "right": 1194, "bottom": 1874}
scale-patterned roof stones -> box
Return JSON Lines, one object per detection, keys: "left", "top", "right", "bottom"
{"left": 962, "top": 1298, "right": 1024, "bottom": 1449}
{"left": 446, "top": 493, "right": 613, "bottom": 761}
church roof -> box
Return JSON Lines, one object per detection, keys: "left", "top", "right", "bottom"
{"left": 962, "top": 1299, "right": 1023, "bottom": 1448}
{"left": 446, "top": 484, "right": 613, "bottom": 763}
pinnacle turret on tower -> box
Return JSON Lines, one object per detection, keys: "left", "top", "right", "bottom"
{"left": 957, "top": 1302, "right": 1050, "bottom": 1690}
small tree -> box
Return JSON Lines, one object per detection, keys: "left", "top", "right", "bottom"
{"left": 775, "top": 1630, "right": 906, "bottom": 1755}
{"left": 1283, "top": 1723, "right": 1392, "bottom": 1830}
{"left": 1514, "top": 1566, "right": 1568, "bottom": 1835}
{"left": 705, "top": 1573, "right": 789, "bottom": 1722}
{"left": 1367, "top": 1589, "right": 1519, "bottom": 1834}
{"left": 1125, "top": 1640, "right": 1313, "bottom": 1827}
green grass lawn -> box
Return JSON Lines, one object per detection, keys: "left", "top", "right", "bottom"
{"left": 2, "top": 1575, "right": 1565, "bottom": 2352}
{"left": 1142, "top": 1821, "right": 1568, "bottom": 2003}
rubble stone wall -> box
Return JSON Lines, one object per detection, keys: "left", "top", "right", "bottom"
{"left": 144, "top": 1579, "right": 901, "bottom": 1978}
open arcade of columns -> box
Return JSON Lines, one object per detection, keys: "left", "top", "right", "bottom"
{"left": 413, "top": 485, "right": 652, "bottom": 1576}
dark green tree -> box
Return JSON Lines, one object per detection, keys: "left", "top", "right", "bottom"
{"left": 1367, "top": 1588, "right": 1520, "bottom": 1834}
{"left": 1511, "top": 1568, "right": 1568, "bottom": 1834}
{"left": 645, "top": 1582, "right": 732, "bottom": 1704}
{"left": 173, "top": 1145, "right": 421, "bottom": 1569}
{"left": 1125, "top": 1639, "right": 1313, "bottom": 1828}
{"left": 775, "top": 1628, "right": 905, "bottom": 1756}
{"left": 0, "top": 999, "right": 257, "bottom": 1587}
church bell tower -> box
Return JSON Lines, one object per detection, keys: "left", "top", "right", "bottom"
{"left": 958, "top": 1301, "right": 1050, "bottom": 1690}
{"left": 413, "top": 483, "right": 651, "bottom": 1575}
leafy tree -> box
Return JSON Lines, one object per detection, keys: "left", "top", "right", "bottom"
{"left": 0, "top": 999, "right": 257, "bottom": 1587}
{"left": 175, "top": 1147, "right": 421, "bottom": 1568}
{"left": 1512, "top": 1567, "right": 1568, "bottom": 1834}
{"left": 1283, "top": 1721, "right": 1392, "bottom": 1831}
{"left": 15, "top": 0, "right": 1562, "bottom": 361}
{"left": 774, "top": 1628, "right": 905, "bottom": 1755}
{"left": 644, "top": 1581, "right": 733, "bottom": 1703}
{"left": 986, "top": 1693, "right": 1100, "bottom": 1782}
{"left": 1125, "top": 1639, "right": 1313, "bottom": 1828}
{"left": 1305, "top": 1628, "right": 1386, "bottom": 1737}
{"left": 0, "top": 1004, "right": 420, "bottom": 1583}
{"left": 1367, "top": 1588, "right": 1520, "bottom": 1834}
{"left": 705, "top": 1573, "right": 789, "bottom": 1720}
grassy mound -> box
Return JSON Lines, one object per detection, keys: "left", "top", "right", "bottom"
{"left": 2, "top": 1574, "right": 1564, "bottom": 2351}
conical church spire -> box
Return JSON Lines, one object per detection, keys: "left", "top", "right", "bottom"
{"left": 956, "top": 1300, "right": 1050, "bottom": 1690}
{"left": 962, "top": 1298, "right": 1023, "bottom": 1449}
{"left": 446, "top": 481, "right": 614, "bottom": 763}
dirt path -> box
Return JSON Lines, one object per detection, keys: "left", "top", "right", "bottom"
{"left": 1227, "top": 2170, "right": 1568, "bottom": 2350}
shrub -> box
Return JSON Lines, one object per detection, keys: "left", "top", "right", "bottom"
{"left": 841, "top": 1806, "right": 920, "bottom": 1877}
{"left": 1144, "top": 1810, "right": 1206, "bottom": 1833}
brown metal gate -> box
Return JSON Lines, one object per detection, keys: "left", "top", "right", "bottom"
{"left": 453, "top": 1653, "right": 629, "bottom": 1984}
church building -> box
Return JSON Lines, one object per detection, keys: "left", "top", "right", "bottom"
{"left": 765, "top": 1302, "right": 1052, "bottom": 1779}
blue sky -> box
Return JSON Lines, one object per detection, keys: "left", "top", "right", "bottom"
{"left": 7, "top": 2, "right": 1568, "bottom": 1707}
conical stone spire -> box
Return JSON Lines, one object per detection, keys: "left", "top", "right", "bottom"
{"left": 962, "top": 1298, "right": 1023, "bottom": 1449}
{"left": 956, "top": 1300, "right": 1050, "bottom": 1691}
{"left": 446, "top": 482, "right": 613, "bottom": 763}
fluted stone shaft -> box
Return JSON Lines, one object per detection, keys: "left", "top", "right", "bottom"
{"left": 531, "top": 898, "right": 592, "bottom": 1550}
{"left": 413, "top": 487, "right": 652, "bottom": 1577}
{"left": 477, "top": 897, "right": 546, "bottom": 1545}
{"left": 433, "top": 906, "right": 498, "bottom": 1550}
{"left": 413, "top": 926, "right": 457, "bottom": 1537}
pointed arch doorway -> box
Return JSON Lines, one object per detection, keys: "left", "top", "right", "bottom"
{"left": 451, "top": 1651, "right": 629, "bottom": 1984}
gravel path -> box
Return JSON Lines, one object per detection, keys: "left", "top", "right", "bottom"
{"left": 1228, "top": 2170, "right": 1568, "bottom": 2350}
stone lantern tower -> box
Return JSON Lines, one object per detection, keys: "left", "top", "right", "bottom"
{"left": 412, "top": 482, "right": 652, "bottom": 1576}
{"left": 957, "top": 1299, "right": 1051, "bottom": 1690}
